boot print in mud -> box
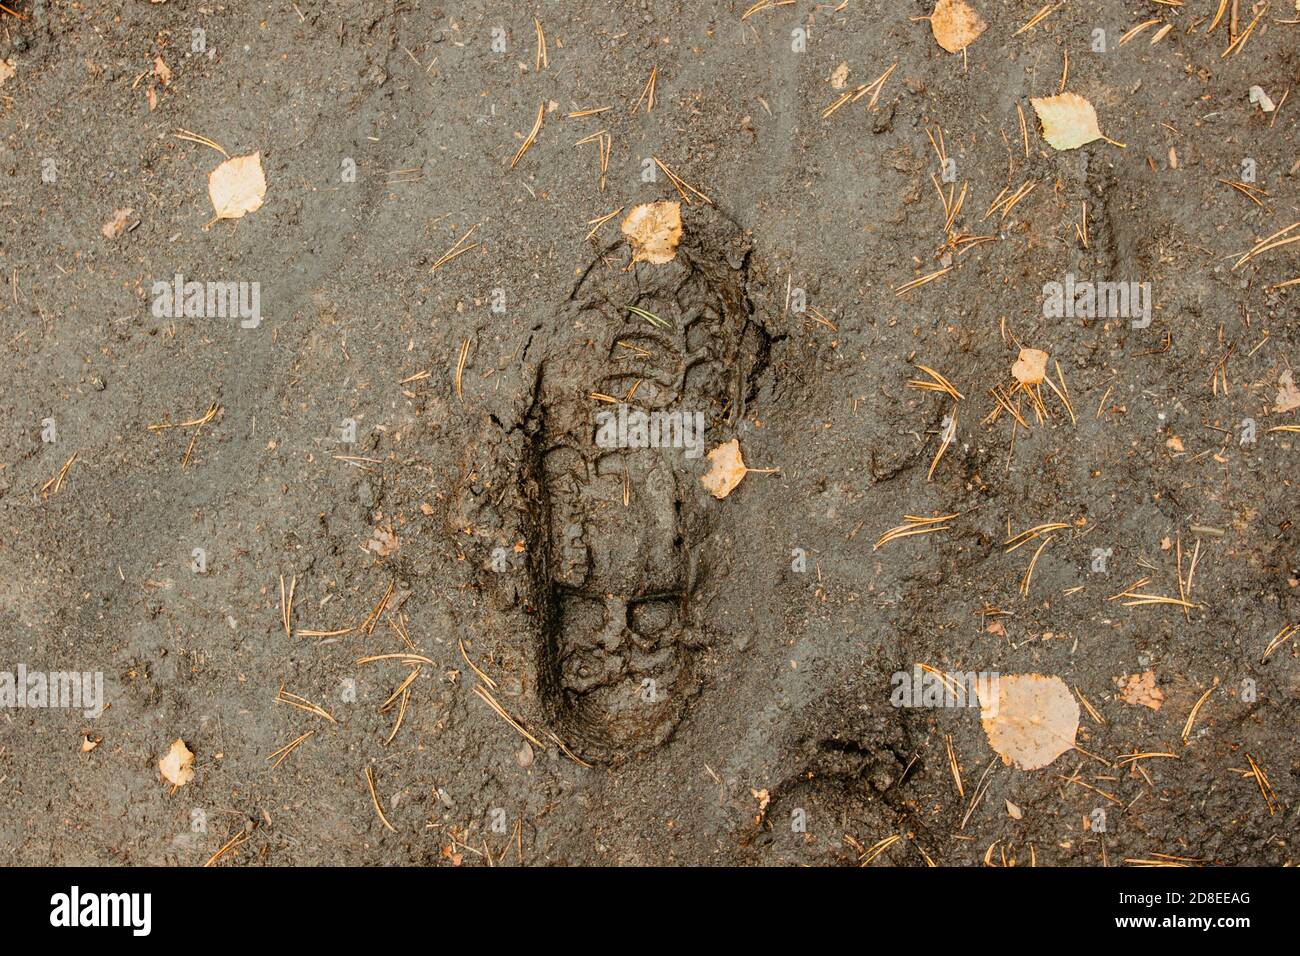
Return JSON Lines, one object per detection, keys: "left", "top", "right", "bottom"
{"left": 452, "top": 203, "right": 773, "bottom": 764}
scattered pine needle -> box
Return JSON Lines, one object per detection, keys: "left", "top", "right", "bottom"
{"left": 1118, "top": 19, "right": 1161, "bottom": 45}
{"left": 40, "top": 452, "right": 78, "bottom": 498}
{"left": 385, "top": 686, "right": 411, "bottom": 744}
{"left": 1219, "top": 178, "right": 1269, "bottom": 207}
{"left": 275, "top": 685, "right": 336, "bottom": 723}
{"left": 357, "top": 653, "right": 437, "bottom": 666}
{"left": 1019, "top": 534, "right": 1053, "bottom": 596}
{"left": 1222, "top": 2, "right": 1268, "bottom": 59}
{"left": 431, "top": 223, "right": 480, "bottom": 272}
{"left": 267, "top": 730, "right": 314, "bottom": 770}
{"left": 946, "top": 733, "right": 964, "bottom": 797}
{"left": 856, "top": 834, "right": 902, "bottom": 866}
{"left": 533, "top": 17, "right": 548, "bottom": 71}
{"left": 510, "top": 102, "right": 545, "bottom": 170}
{"left": 1261, "top": 623, "right": 1297, "bottom": 662}
{"left": 360, "top": 580, "right": 395, "bottom": 636}
{"left": 1181, "top": 678, "right": 1218, "bottom": 743}
{"left": 455, "top": 338, "right": 471, "bottom": 398}
{"left": 1114, "top": 751, "right": 1178, "bottom": 766}
{"left": 1005, "top": 522, "right": 1070, "bottom": 552}
{"left": 908, "top": 364, "right": 965, "bottom": 400}
{"left": 1014, "top": 3, "right": 1059, "bottom": 35}
{"left": 928, "top": 407, "right": 957, "bottom": 480}
{"left": 547, "top": 729, "right": 594, "bottom": 769}
{"left": 895, "top": 266, "right": 951, "bottom": 296}
{"left": 585, "top": 206, "right": 624, "bottom": 241}
{"left": 632, "top": 66, "right": 657, "bottom": 113}
{"left": 149, "top": 401, "right": 219, "bottom": 468}
{"left": 875, "top": 513, "right": 958, "bottom": 551}
{"left": 1075, "top": 686, "right": 1104, "bottom": 725}
{"left": 626, "top": 304, "right": 672, "bottom": 330}
{"left": 473, "top": 683, "right": 545, "bottom": 749}
{"left": 459, "top": 638, "right": 498, "bottom": 689}
{"left": 1108, "top": 576, "right": 1198, "bottom": 610}
{"left": 173, "top": 128, "right": 229, "bottom": 158}
{"left": 653, "top": 157, "right": 713, "bottom": 205}
{"left": 378, "top": 666, "right": 421, "bottom": 713}
{"left": 365, "top": 766, "right": 397, "bottom": 832}
{"left": 1244, "top": 752, "right": 1280, "bottom": 815}
{"left": 204, "top": 829, "right": 251, "bottom": 867}
{"left": 1233, "top": 221, "right": 1300, "bottom": 269}
{"left": 279, "top": 573, "right": 296, "bottom": 638}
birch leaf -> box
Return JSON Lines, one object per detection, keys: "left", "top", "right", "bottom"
{"left": 1116, "top": 670, "right": 1164, "bottom": 711}
{"left": 621, "top": 201, "right": 682, "bottom": 265}
{"left": 978, "top": 674, "right": 1079, "bottom": 771}
{"left": 208, "top": 152, "right": 266, "bottom": 221}
{"left": 1012, "top": 347, "right": 1049, "bottom": 385}
{"left": 1031, "top": 92, "right": 1105, "bottom": 150}
{"left": 101, "top": 207, "right": 134, "bottom": 239}
{"left": 1273, "top": 369, "right": 1300, "bottom": 413}
{"left": 159, "top": 738, "right": 195, "bottom": 787}
{"left": 701, "top": 440, "right": 748, "bottom": 499}
{"left": 700, "top": 439, "right": 778, "bottom": 499}
{"left": 930, "top": 0, "right": 987, "bottom": 54}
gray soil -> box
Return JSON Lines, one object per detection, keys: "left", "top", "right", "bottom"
{"left": 1, "top": 0, "right": 1297, "bottom": 866}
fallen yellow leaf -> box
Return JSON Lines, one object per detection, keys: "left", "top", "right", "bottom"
{"left": 367, "top": 526, "right": 400, "bottom": 557}
{"left": 208, "top": 152, "right": 266, "bottom": 221}
{"left": 621, "top": 201, "right": 682, "bottom": 265}
{"left": 1116, "top": 670, "right": 1164, "bottom": 711}
{"left": 978, "top": 674, "right": 1079, "bottom": 771}
{"left": 159, "top": 738, "right": 195, "bottom": 787}
{"left": 1012, "top": 347, "right": 1049, "bottom": 385}
{"left": 700, "top": 439, "right": 778, "bottom": 499}
{"left": 930, "top": 0, "right": 987, "bottom": 54}
{"left": 1273, "top": 369, "right": 1300, "bottom": 413}
{"left": 101, "top": 207, "right": 134, "bottom": 240}
{"left": 1030, "top": 92, "right": 1107, "bottom": 150}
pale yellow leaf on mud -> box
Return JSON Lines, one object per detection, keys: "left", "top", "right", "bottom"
{"left": 208, "top": 152, "right": 266, "bottom": 221}
{"left": 621, "top": 200, "right": 682, "bottom": 265}
{"left": 930, "top": 0, "right": 987, "bottom": 54}
{"left": 101, "top": 207, "right": 133, "bottom": 239}
{"left": 701, "top": 439, "right": 749, "bottom": 498}
{"left": 1012, "top": 347, "right": 1049, "bottom": 385}
{"left": 1117, "top": 670, "right": 1164, "bottom": 711}
{"left": 1248, "top": 86, "right": 1275, "bottom": 113}
{"left": 159, "top": 738, "right": 195, "bottom": 787}
{"left": 978, "top": 674, "right": 1079, "bottom": 771}
{"left": 830, "top": 61, "right": 849, "bottom": 89}
{"left": 1005, "top": 799, "right": 1023, "bottom": 819}
{"left": 701, "top": 439, "right": 778, "bottom": 499}
{"left": 1031, "top": 92, "right": 1106, "bottom": 150}
{"left": 0, "top": 59, "right": 15, "bottom": 87}
{"left": 1273, "top": 369, "right": 1300, "bottom": 413}
{"left": 367, "top": 526, "right": 400, "bottom": 557}
{"left": 81, "top": 735, "right": 101, "bottom": 753}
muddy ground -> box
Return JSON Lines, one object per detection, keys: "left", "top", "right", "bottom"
{"left": 0, "top": 0, "right": 1297, "bottom": 866}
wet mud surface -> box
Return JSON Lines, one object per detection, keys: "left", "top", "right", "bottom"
{"left": 0, "top": 1, "right": 1297, "bottom": 865}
